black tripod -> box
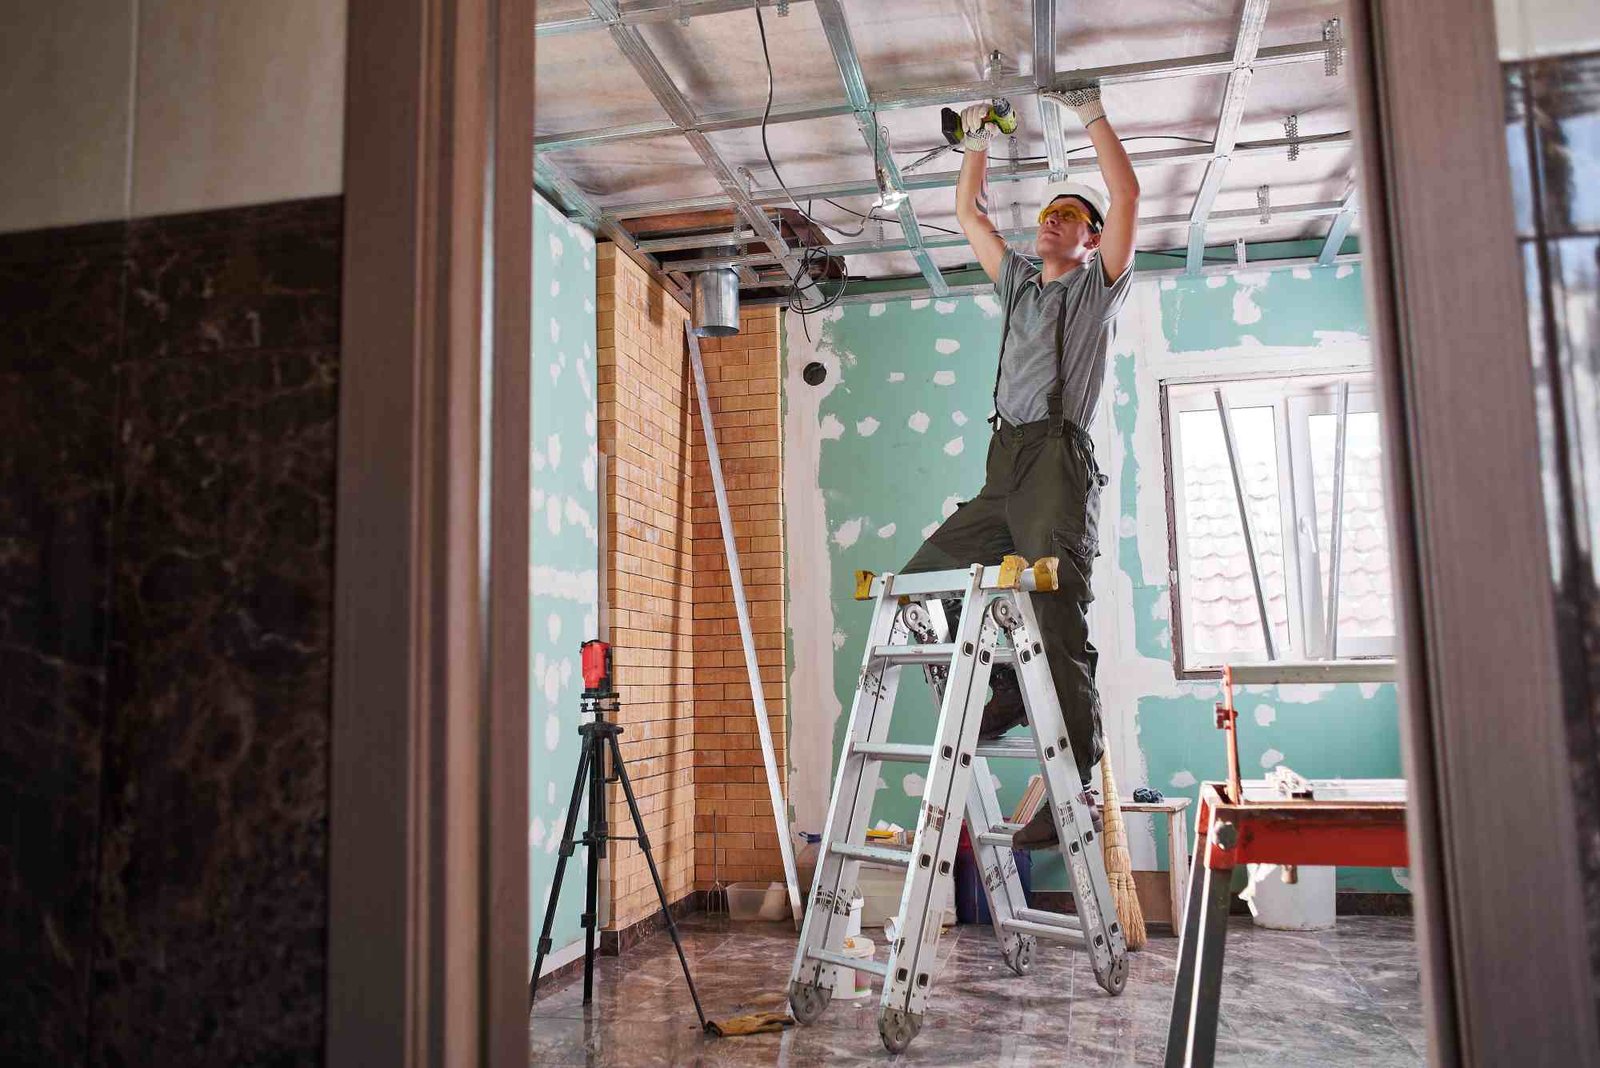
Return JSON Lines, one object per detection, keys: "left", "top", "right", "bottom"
{"left": 529, "top": 641, "right": 709, "bottom": 1032}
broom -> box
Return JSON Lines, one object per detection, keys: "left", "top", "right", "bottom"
{"left": 1099, "top": 749, "right": 1147, "bottom": 950}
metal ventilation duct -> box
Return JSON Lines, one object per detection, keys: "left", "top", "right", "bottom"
{"left": 692, "top": 266, "right": 740, "bottom": 337}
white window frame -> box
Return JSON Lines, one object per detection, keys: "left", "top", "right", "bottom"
{"left": 1163, "top": 371, "right": 1397, "bottom": 675}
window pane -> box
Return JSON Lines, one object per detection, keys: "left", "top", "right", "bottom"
{"left": 1178, "top": 406, "right": 1292, "bottom": 659}
{"left": 1308, "top": 411, "right": 1397, "bottom": 641}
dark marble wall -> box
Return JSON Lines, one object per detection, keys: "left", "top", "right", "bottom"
{"left": 0, "top": 197, "right": 341, "bottom": 1065}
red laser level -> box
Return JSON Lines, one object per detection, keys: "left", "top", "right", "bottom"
{"left": 581, "top": 639, "right": 612, "bottom": 696}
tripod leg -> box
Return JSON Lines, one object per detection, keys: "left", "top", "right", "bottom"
{"left": 530, "top": 739, "right": 594, "bottom": 1007}
{"left": 608, "top": 732, "right": 711, "bottom": 1032}
{"left": 582, "top": 728, "right": 603, "bottom": 1005}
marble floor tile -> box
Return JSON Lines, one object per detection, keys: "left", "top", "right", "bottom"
{"left": 531, "top": 914, "right": 1428, "bottom": 1066}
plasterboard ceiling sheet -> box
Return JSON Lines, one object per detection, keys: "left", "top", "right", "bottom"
{"left": 533, "top": 29, "right": 672, "bottom": 133}
{"left": 537, "top": 0, "right": 593, "bottom": 22}
{"left": 1219, "top": 148, "right": 1354, "bottom": 212}
{"left": 561, "top": 134, "right": 731, "bottom": 205}
{"left": 633, "top": 5, "right": 848, "bottom": 119}
{"left": 705, "top": 114, "right": 881, "bottom": 192}
{"left": 1235, "top": 61, "right": 1351, "bottom": 145}
{"left": 840, "top": 1, "right": 1033, "bottom": 97}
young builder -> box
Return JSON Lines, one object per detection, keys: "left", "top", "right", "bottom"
{"left": 898, "top": 85, "right": 1140, "bottom": 848}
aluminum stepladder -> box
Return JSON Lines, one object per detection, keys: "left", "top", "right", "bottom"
{"left": 787, "top": 557, "right": 1129, "bottom": 1054}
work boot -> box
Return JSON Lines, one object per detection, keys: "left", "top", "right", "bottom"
{"left": 1011, "top": 789, "right": 1103, "bottom": 851}
{"left": 978, "top": 665, "right": 1027, "bottom": 740}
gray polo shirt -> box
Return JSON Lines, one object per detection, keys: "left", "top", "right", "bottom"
{"left": 993, "top": 246, "right": 1133, "bottom": 429}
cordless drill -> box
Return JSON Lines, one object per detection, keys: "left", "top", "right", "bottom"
{"left": 940, "top": 97, "right": 1019, "bottom": 147}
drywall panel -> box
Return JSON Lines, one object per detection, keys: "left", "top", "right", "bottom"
{"left": 529, "top": 192, "right": 601, "bottom": 967}
{"left": 0, "top": 1, "right": 135, "bottom": 233}
{"left": 132, "top": 1, "right": 345, "bottom": 218}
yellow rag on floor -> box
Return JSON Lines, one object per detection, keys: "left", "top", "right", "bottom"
{"left": 706, "top": 1011, "right": 795, "bottom": 1037}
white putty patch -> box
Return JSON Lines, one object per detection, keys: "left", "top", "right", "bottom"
{"left": 951, "top": 411, "right": 968, "bottom": 426}
{"left": 1118, "top": 514, "right": 1136, "bottom": 538}
{"left": 1292, "top": 266, "right": 1313, "bottom": 280}
{"left": 819, "top": 414, "right": 845, "bottom": 441}
{"left": 585, "top": 410, "right": 597, "bottom": 438}
{"left": 1359, "top": 682, "right": 1383, "bottom": 699}
{"left": 1205, "top": 274, "right": 1228, "bottom": 289}
{"left": 934, "top": 300, "right": 958, "bottom": 314}
{"left": 1232, "top": 285, "right": 1263, "bottom": 325}
{"left": 1391, "top": 867, "right": 1412, "bottom": 891}
{"left": 857, "top": 416, "right": 880, "bottom": 437}
{"left": 910, "top": 299, "right": 931, "bottom": 310}
{"left": 943, "top": 437, "right": 964, "bottom": 456}
{"left": 932, "top": 369, "right": 957, "bottom": 384}
{"left": 1160, "top": 277, "right": 1177, "bottom": 290}
{"left": 922, "top": 521, "right": 941, "bottom": 538}
{"left": 887, "top": 371, "right": 906, "bottom": 383}
{"left": 876, "top": 522, "right": 897, "bottom": 538}
{"left": 1335, "top": 265, "right": 1354, "bottom": 279}
{"left": 908, "top": 411, "right": 931, "bottom": 433}
{"left": 903, "top": 772, "right": 926, "bottom": 796}
{"left": 529, "top": 817, "right": 546, "bottom": 850}
{"left": 832, "top": 517, "right": 864, "bottom": 549}
{"left": 550, "top": 318, "right": 561, "bottom": 343}
{"left": 548, "top": 234, "right": 564, "bottom": 260}
{"left": 869, "top": 302, "right": 887, "bottom": 317}
{"left": 584, "top": 298, "right": 594, "bottom": 315}
{"left": 941, "top": 495, "right": 961, "bottom": 518}
{"left": 974, "top": 294, "right": 1000, "bottom": 317}
{"left": 1170, "top": 770, "right": 1197, "bottom": 788}
{"left": 832, "top": 629, "right": 848, "bottom": 650}
{"left": 1260, "top": 748, "right": 1285, "bottom": 769}
{"left": 547, "top": 614, "right": 562, "bottom": 643}
{"left": 544, "top": 713, "right": 561, "bottom": 751}
{"left": 1254, "top": 703, "right": 1277, "bottom": 727}
{"left": 549, "top": 280, "right": 560, "bottom": 297}
{"left": 546, "top": 497, "right": 562, "bottom": 534}
{"left": 549, "top": 362, "right": 562, "bottom": 385}
{"left": 547, "top": 782, "right": 557, "bottom": 805}
{"left": 1313, "top": 330, "right": 1367, "bottom": 346}
{"left": 530, "top": 566, "right": 599, "bottom": 602}
{"left": 547, "top": 434, "right": 562, "bottom": 470}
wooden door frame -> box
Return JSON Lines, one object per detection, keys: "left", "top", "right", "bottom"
{"left": 328, "top": 0, "right": 532, "bottom": 1064}
{"left": 1349, "top": 0, "right": 1599, "bottom": 1062}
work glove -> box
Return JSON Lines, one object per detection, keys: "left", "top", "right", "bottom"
{"left": 1043, "top": 84, "right": 1106, "bottom": 129}
{"left": 960, "top": 102, "right": 997, "bottom": 147}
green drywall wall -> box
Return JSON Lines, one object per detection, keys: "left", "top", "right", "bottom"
{"left": 530, "top": 190, "right": 600, "bottom": 964}
{"left": 784, "top": 265, "right": 1406, "bottom": 897}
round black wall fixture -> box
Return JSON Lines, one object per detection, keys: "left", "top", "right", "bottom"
{"left": 802, "top": 361, "right": 827, "bottom": 386}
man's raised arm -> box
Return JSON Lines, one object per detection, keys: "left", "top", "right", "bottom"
{"left": 953, "top": 104, "right": 1009, "bottom": 284}
{"left": 1051, "top": 86, "right": 1140, "bottom": 283}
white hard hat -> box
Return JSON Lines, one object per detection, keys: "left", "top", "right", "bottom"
{"left": 1039, "top": 180, "right": 1108, "bottom": 232}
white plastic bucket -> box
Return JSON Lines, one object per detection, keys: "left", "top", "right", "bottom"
{"left": 828, "top": 935, "right": 877, "bottom": 1000}
{"left": 1242, "top": 864, "right": 1336, "bottom": 931}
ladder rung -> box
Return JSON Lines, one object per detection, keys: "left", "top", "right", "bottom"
{"left": 870, "top": 643, "right": 955, "bottom": 665}
{"left": 830, "top": 842, "right": 913, "bottom": 866}
{"left": 1017, "top": 906, "right": 1081, "bottom": 931}
{"left": 973, "top": 739, "right": 1038, "bottom": 759}
{"left": 807, "top": 947, "right": 888, "bottom": 978}
{"left": 1002, "top": 916, "right": 1087, "bottom": 946}
{"left": 853, "top": 741, "right": 934, "bottom": 762}
{"left": 977, "top": 829, "right": 1016, "bottom": 848}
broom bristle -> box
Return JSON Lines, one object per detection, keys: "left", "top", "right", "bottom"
{"left": 1099, "top": 751, "right": 1148, "bottom": 950}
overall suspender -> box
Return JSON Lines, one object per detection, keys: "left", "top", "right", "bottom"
{"left": 989, "top": 259, "right": 1071, "bottom": 436}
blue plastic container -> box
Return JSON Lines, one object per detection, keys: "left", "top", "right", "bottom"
{"left": 954, "top": 826, "right": 1033, "bottom": 924}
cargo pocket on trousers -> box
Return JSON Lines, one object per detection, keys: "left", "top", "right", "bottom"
{"left": 1052, "top": 528, "right": 1096, "bottom": 603}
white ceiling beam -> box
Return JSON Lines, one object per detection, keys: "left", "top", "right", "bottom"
{"left": 665, "top": 199, "right": 1350, "bottom": 272}
{"left": 1184, "top": 0, "right": 1271, "bottom": 274}
{"left": 584, "top": 0, "right": 824, "bottom": 304}
{"left": 813, "top": 0, "right": 947, "bottom": 295}
{"left": 535, "top": 37, "right": 1332, "bottom": 153}
{"left": 540, "top": 0, "right": 812, "bottom": 36}
{"left": 1318, "top": 183, "right": 1360, "bottom": 264}
{"left": 602, "top": 131, "right": 1352, "bottom": 224}
{"left": 1033, "top": 0, "right": 1070, "bottom": 179}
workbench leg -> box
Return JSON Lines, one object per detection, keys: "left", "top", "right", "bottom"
{"left": 1168, "top": 810, "right": 1189, "bottom": 931}
{"left": 1177, "top": 861, "right": 1233, "bottom": 1067}
{"left": 1163, "top": 831, "right": 1207, "bottom": 1066}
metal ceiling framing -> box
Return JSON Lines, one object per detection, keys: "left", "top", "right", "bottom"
{"left": 583, "top": 0, "right": 823, "bottom": 304}
{"left": 535, "top": 38, "right": 1333, "bottom": 154}
{"left": 534, "top": 0, "right": 1364, "bottom": 304}
{"left": 813, "top": 0, "right": 948, "bottom": 295}
{"left": 1184, "top": 0, "right": 1271, "bottom": 273}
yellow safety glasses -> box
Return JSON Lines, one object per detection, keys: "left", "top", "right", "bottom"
{"left": 1037, "top": 200, "right": 1094, "bottom": 228}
